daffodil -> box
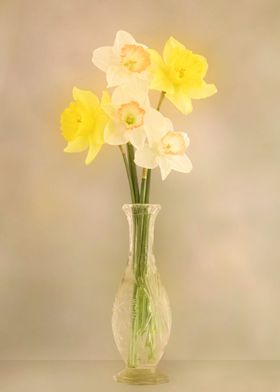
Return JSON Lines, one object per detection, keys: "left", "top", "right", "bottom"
{"left": 149, "top": 37, "right": 217, "bottom": 114}
{"left": 92, "top": 30, "right": 151, "bottom": 87}
{"left": 61, "top": 87, "right": 109, "bottom": 164}
{"left": 134, "top": 109, "right": 192, "bottom": 180}
{"left": 102, "top": 79, "right": 154, "bottom": 149}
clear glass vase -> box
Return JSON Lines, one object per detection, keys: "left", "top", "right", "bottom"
{"left": 112, "top": 204, "right": 172, "bottom": 385}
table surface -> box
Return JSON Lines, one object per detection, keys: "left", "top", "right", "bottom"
{"left": 0, "top": 360, "right": 279, "bottom": 392}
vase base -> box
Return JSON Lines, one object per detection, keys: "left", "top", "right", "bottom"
{"left": 114, "top": 367, "right": 169, "bottom": 385}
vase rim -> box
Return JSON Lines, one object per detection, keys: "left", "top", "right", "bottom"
{"left": 122, "top": 203, "right": 161, "bottom": 215}
{"left": 123, "top": 203, "right": 161, "bottom": 207}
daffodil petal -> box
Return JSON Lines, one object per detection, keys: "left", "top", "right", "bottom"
{"left": 101, "top": 103, "right": 118, "bottom": 122}
{"left": 106, "top": 65, "right": 129, "bottom": 87}
{"left": 64, "top": 137, "right": 88, "bottom": 153}
{"left": 112, "top": 78, "right": 149, "bottom": 106}
{"left": 93, "top": 115, "right": 107, "bottom": 145}
{"left": 114, "top": 30, "right": 136, "bottom": 53}
{"left": 163, "top": 36, "right": 186, "bottom": 64}
{"left": 158, "top": 157, "right": 172, "bottom": 180}
{"left": 179, "top": 131, "right": 190, "bottom": 148}
{"left": 165, "top": 90, "right": 193, "bottom": 115}
{"left": 85, "top": 143, "right": 102, "bottom": 165}
{"left": 129, "top": 127, "right": 146, "bottom": 149}
{"left": 189, "top": 82, "right": 217, "bottom": 99}
{"left": 167, "top": 154, "right": 193, "bottom": 173}
{"left": 92, "top": 46, "right": 116, "bottom": 72}
{"left": 101, "top": 90, "right": 111, "bottom": 105}
{"left": 104, "top": 121, "right": 128, "bottom": 145}
{"left": 149, "top": 49, "right": 174, "bottom": 93}
{"left": 144, "top": 108, "right": 173, "bottom": 145}
{"left": 134, "top": 145, "right": 158, "bottom": 169}
{"left": 149, "top": 49, "right": 165, "bottom": 67}
{"left": 73, "top": 87, "right": 99, "bottom": 109}
{"left": 111, "top": 84, "right": 131, "bottom": 105}
{"left": 149, "top": 76, "right": 174, "bottom": 93}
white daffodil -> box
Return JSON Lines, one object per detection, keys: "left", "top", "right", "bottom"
{"left": 92, "top": 30, "right": 151, "bottom": 87}
{"left": 134, "top": 110, "right": 192, "bottom": 180}
{"left": 102, "top": 79, "right": 153, "bottom": 149}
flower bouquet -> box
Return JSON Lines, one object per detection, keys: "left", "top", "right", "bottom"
{"left": 60, "top": 30, "right": 216, "bottom": 385}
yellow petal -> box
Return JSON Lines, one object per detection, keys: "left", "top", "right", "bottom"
{"left": 73, "top": 87, "right": 99, "bottom": 110}
{"left": 93, "top": 113, "right": 107, "bottom": 145}
{"left": 188, "top": 53, "right": 209, "bottom": 79}
{"left": 64, "top": 137, "right": 88, "bottom": 153}
{"left": 149, "top": 48, "right": 165, "bottom": 67}
{"left": 189, "top": 82, "right": 217, "bottom": 99}
{"left": 163, "top": 36, "right": 186, "bottom": 64}
{"left": 149, "top": 49, "right": 174, "bottom": 93}
{"left": 149, "top": 73, "right": 174, "bottom": 93}
{"left": 85, "top": 143, "right": 102, "bottom": 165}
{"left": 166, "top": 90, "right": 193, "bottom": 115}
{"left": 101, "top": 90, "right": 111, "bottom": 105}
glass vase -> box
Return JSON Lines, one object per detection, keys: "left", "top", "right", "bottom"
{"left": 112, "top": 204, "right": 172, "bottom": 385}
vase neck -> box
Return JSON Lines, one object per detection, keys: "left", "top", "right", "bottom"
{"left": 123, "top": 204, "right": 161, "bottom": 272}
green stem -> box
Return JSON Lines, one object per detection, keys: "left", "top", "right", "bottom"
{"left": 127, "top": 143, "right": 140, "bottom": 202}
{"left": 144, "top": 169, "right": 151, "bottom": 203}
{"left": 156, "top": 91, "right": 166, "bottom": 111}
{"left": 128, "top": 212, "right": 150, "bottom": 367}
{"left": 119, "top": 145, "right": 136, "bottom": 203}
{"left": 140, "top": 168, "right": 148, "bottom": 204}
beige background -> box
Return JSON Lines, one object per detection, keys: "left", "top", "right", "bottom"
{"left": 0, "top": 0, "right": 280, "bottom": 360}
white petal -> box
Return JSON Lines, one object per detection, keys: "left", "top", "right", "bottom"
{"left": 92, "top": 47, "right": 116, "bottom": 72}
{"left": 112, "top": 78, "right": 149, "bottom": 106}
{"left": 107, "top": 65, "right": 129, "bottom": 87}
{"left": 114, "top": 30, "right": 136, "bottom": 53}
{"left": 135, "top": 145, "right": 158, "bottom": 169}
{"left": 144, "top": 109, "right": 174, "bottom": 146}
{"left": 158, "top": 157, "right": 172, "bottom": 180}
{"left": 182, "top": 132, "right": 190, "bottom": 148}
{"left": 104, "top": 121, "right": 128, "bottom": 145}
{"left": 129, "top": 127, "right": 146, "bottom": 149}
{"left": 138, "top": 69, "right": 152, "bottom": 84}
{"left": 122, "top": 78, "right": 150, "bottom": 106}
{"left": 167, "top": 154, "right": 193, "bottom": 173}
{"left": 111, "top": 85, "right": 129, "bottom": 105}
{"left": 176, "top": 131, "right": 190, "bottom": 148}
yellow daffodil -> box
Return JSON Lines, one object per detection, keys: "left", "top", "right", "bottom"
{"left": 60, "top": 87, "right": 110, "bottom": 165}
{"left": 134, "top": 109, "right": 192, "bottom": 180}
{"left": 149, "top": 37, "right": 217, "bottom": 114}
